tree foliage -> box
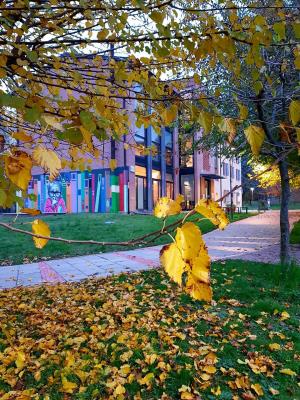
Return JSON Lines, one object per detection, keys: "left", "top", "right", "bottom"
{"left": 0, "top": 0, "right": 299, "bottom": 284}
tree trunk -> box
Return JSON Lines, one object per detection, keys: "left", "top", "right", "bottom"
{"left": 278, "top": 159, "right": 291, "bottom": 266}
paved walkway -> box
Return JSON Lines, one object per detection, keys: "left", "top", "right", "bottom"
{"left": 0, "top": 211, "right": 299, "bottom": 290}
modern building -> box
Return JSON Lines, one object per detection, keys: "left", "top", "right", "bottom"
{"left": 23, "top": 117, "right": 242, "bottom": 214}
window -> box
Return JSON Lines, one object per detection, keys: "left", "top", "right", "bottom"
{"left": 230, "top": 165, "right": 234, "bottom": 177}
{"left": 134, "top": 126, "right": 146, "bottom": 157}
{"left": 165, "top": 128, "right": 173, "bottom": 166}
{"left": 222, "top": 162, "right": 229, "bottom": 176}
{"left": 180, "top": 138, "right": 193, "bottom": 167}
{"left": 151, "top": 127, "right": 160, "bottom": 162}
{"left": 236, "top": 169, "right": 241, "bottom": 181}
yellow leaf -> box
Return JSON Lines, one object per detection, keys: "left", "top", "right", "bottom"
{"left": 114, "top": 384, "right": 126, "bottom": 396}
{"left": 61, "top": 376, "right": 77, "bottom": 393}
{"left": 279, "top": 368, "right": 296, "bottom": 376}
{"left": 11, "top": 131, "right": 32, "bottom": 142}
{"left": 79, "top": 126, "right": 93, "bottom": 150}
{"left": 238, "top": 103, "right": 248, "bottom": 120}
{"left": 289, "top": 100, "right": 300, "bottom": 126}
{"left": 32, "top": 145, "right": 61, "bottom": 181}
{"left": 251, "top": 383, "right": 264, "bottom": 396}
{"left": 119, "top": 364, "right": 131, "bottom": 375}
{"left": 109, "top": 158, "right": 117, "bottom": 171}
{"left": 31, "top": 219, "right": 51, "bottom": 249}
{"left": 4, "top": 150, "right": 32, "bottom": 191}
{"left": 34, "top": 370, "right": 41, "bottom": 382}
{"left": 139, "top": 372, "right": 154, "bottom": 385}
{"left": 198, "top": 110, "right": 213, "bottom": 135}
{"left": 162, "top": 104, "right": 177, "bottom": 125}
{"left": 124, "top": 142, "right": 129, "bottom": 150}
{"left": 202, "top": 365, "right": 217, "bottom": 374}
{"left": 180, "top": 392, "right": 194, "bottom": 399}
{"left": 269, "top": 343, "right": 281, "bottom": 351}
{"left": 175, "top": 222, "right": 206, "bottom": 261}
{"left": 21, "top": 208, "right": 41, "bottom": 216}
{"left": 195, "top": 199, "right": 229, "bottom": 230}
{"left": 150, "top": 10, "right": 165, "bottom": 24}
{"left": 244, "top": 125, "right": 265, "bottom": 156}
{"left": 175, "top": 194, "right": 184, "bottom": 204}
{"left": 296, "top": 128, "right": 300, "bottom": 155}
{"left": 154, "top": 197, "right": 181, "bottom": 218}
{"left": 269, "top": 387, "right": 280, "bottom": 395}
{"left": 16, "top": 351, "right": 26, "bottom": 369}
{"left": 160, "top": 242, "right": 186, "bottom": 285}
{"left": 218, "top": 118, "right": 237, "bottom": 143}
{"left": 211, "top": 386, "right": 221, "bottom": 396}
{"left": 280, "top": 310, "right": 290, "bottom": 321}
{"left": 65, "top": 351, "right": 75, "bottom": 368}
{"left": 273, "top": 22, "right": 285, "bottom": 40}
{"left": 160, "top": 222, "right": 212, "bottom": 301}
{"left": 186, "top": 274, "right": 212, "bottom": 302}
{"left": 43, "top": 114, "right": 63, "bottom": 130}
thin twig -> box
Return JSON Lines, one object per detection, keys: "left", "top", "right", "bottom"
{"left": 0, "top": 148, "right": 295, "bottom": 246}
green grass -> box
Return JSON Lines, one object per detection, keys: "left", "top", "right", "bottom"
{"left": 290, "top": 219, "right": 300, "bottom": 244}
{"left": 0, "top": 212, "right": 250, "bottom": 265}
{"left": 0, "top": 260, "right": 299, "bottom": 399}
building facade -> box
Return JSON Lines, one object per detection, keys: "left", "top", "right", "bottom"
{"left": 23, "top": 122, "right": 242, "bottom": 214}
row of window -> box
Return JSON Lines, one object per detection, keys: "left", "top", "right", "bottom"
{"left": 134, "top": 126, "right": 173, "bottom": 166}
{"left": 222, "top": 163, "right": 241, "bottom": 180}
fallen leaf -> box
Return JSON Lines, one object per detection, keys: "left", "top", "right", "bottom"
{"left": 251, "top": 383, "right": 264, "bottom": 396}
{"left": 279, "top": 368, "right": 296, "bottom": 376}
{"left": 280, "top": 311, "right": 290, "bottom": 321}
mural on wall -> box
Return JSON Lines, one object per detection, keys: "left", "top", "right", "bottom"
{"left": 25, "top": 168, "right": 129, "bottom": 214}
{"left": 45, "top": 180, "right": 67, "bottom": 213}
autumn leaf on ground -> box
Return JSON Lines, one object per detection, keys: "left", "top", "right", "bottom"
{"left": 31, "top": 219, "right": 51, "bottom": 249}
{"left": 279, "top": 368, "right": 296, "bottom": 376}
{"left": 32, "top": 145, "right": 61, "bottom": 181}
{"left": 4, "top": 150, "right": 32, "bottom": 190}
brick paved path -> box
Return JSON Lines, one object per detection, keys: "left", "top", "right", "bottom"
{"left": 0, "top": 210, "right": 299, "bottom": 290}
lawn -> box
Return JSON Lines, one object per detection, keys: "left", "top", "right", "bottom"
{"left": 0, "top": 260, "right": 299, "bottom": 399}
{"left": 0, "top": 212, "right": 250, "bottom": 265}
{"left": 290, "top": 220, "right": 300, "bottom": 244}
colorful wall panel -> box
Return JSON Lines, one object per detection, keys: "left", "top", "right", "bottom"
{"left": 25, "top": 168, "right": 129, "bottom": 214}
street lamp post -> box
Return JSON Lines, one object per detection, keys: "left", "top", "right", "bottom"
{"left": 250, "top": 187, "right": 254, "bottom": 205}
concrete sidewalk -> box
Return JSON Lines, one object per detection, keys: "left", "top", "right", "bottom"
{"left": 0, "top": 210, "right": 299, "bottom": 289}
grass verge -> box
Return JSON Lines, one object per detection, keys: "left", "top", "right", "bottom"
{"left": 0, "top": 212, "right": 250, "bottom": 265}
{"left": 0, "top": 260, "right": 299, "bottom": 399}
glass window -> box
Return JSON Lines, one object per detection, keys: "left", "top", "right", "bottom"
{"left": 153, "top": 179, "right": 161, "bottom": 205}
{"left": 181, "top": 175, "right": 194, "bottom": 202}
{"left": 230, "top": 165, "right": 234, "bottom": 177}
{"left": 166, "top": 182, "right": 174, "bottom": 199}
{"left": 165, "top": 128, "right": 173, "bottom": 148}
{"left": 223, "top": 163, "right": 229, "bottom": 176}
{"left": 180, "top": 137, "right": 193, "bottom": 167}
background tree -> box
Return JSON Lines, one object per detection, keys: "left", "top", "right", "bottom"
{"left": 182, "top": 3, "right": 300, "bottom": 265}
